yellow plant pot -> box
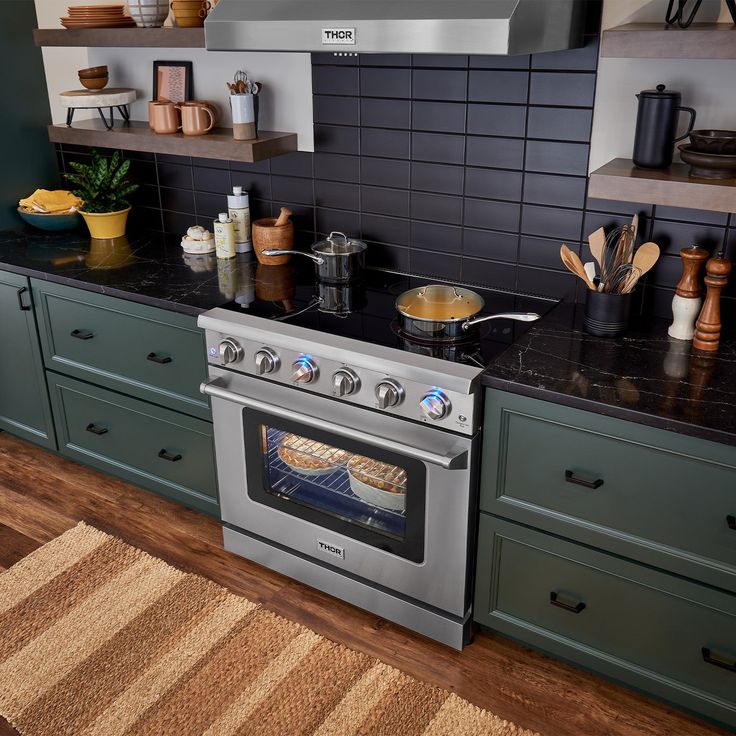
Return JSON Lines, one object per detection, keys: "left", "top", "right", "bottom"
{"left": 79, "top": 207, "right": 131, "bottom": 239}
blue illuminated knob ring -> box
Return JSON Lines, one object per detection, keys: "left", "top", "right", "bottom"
{"left": 291, "top": 355, "right": 318, "bottom": 384}
{"left": 420, "top": 389, "right": 451, "bottom": 420}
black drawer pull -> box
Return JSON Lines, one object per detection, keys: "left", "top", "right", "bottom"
{"left": 727, "top": 515, "right": 736, "bottom": 531}
{"left": 85, "top": 423, "right": 108, "bottom": 436}
{"left": 71, "top": 329, "right": 94, "bottom": 340}
{"left": 702, "top": 647, "right": 736, "bottom": 673}
{"left": 550, "top": 591, "right": 586, "bottom": 614}
{"left": 147, "top": 352, "right": 172, "bottom": 364}
{"left": 158, "top": 449, "right": 182, "bottom": 462}
{"left": 17, "top": 286, "right": 31, "bottom": 311}
{"left": 565, "top": 470, "right": 604, "bottom": 490}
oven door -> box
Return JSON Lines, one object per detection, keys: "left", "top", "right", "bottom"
{"left": 204, "top": 367, "right": 477, "bottom": 617}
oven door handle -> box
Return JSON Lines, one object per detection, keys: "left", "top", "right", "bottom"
{"left": 200, "top": 379, "right": 469, "bottom": 470}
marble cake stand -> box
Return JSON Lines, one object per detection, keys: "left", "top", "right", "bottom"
{"left": 59, "top": 88, "right": 137, "bottom": 130}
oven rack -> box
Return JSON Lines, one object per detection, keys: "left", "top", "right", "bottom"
{"left": 265, "top": 429, "right": 406, "bottom": 519}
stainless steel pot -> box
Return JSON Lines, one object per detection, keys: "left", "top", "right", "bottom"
{"left": 396, "top": 284, "right": 540, "bottom": 341}
{"left": 262, "top": 231, "right": 366, "bottom": 283}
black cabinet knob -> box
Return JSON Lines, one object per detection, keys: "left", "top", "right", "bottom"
{"left": 147, "top": 352, "right": 172, "bottom": 364}
{"left": 85, "top": 423, "right": 108, "bottom": 435}
{"left": 71, "top": 329, "right": 94, "bottom": 340}
{"left": 158, "top": 449, "right": 182, "bottom": 462}
{"left": 550, "top": 591, "right": 586, "bottom": 614}
{"left": 565, "top": 470, "right": 604, "bottom": 490}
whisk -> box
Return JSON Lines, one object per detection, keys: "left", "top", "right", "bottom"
{"left": 603, "top": 262, "right": 641, "bottom": 294}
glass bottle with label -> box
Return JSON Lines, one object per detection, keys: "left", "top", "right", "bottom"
{"left": 214, "top": 213, "right": 236, "bottom": 259}
{"left": 227, "top": 186, "right": 251, "bottom": 253}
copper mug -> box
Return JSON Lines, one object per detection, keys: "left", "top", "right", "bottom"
{"left": 176, "top": 101, "right": 216, "bottom": 136}
{"left": 148, "top": 100, "right": 181, "bottom": 134}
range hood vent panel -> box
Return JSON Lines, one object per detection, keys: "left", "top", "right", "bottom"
{"left": 204, "top": 0, "right": 586, "bottom": 56}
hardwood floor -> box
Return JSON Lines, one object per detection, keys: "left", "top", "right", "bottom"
{"left": 0, "top": 432, "right": 729, "bottom": 736}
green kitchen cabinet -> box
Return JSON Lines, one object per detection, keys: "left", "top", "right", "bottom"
{"left": 32, "top": 279, "right": 211, "bottom": 420}
{"left": 475, "top": 514, "right": 736, "bottom": 728}
{"left": 480, "top": 389, "right": 736, "bottom": 593}
{"left": 48, "top": 372, "right": 219, "bottom": 516}
{"left": 476, "top": 387, "right": 736, "bottom": 729}
{"left": 0, "top": 270, "right": 56, "bottom": 448}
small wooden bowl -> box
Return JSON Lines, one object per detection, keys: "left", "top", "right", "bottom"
{"left": 253, "top": 217, "right": 294, "bottom": 265}
{"left": 78, "top": 65, "right": 108, "bottom": 78}
{"left": 79, "top": 76, "right": 109, "bottom": 91}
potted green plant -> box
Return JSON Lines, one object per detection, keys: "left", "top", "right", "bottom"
{"left": 65, "top": 149, "right": 138, "bottom": 239}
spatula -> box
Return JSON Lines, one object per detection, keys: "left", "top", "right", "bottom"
{"left": 587, "top": 227, "right": 606, "bottom": 270}
{"left": 560, "top": 244, "right": 596, "bottom": 290}
{"left": 622, "top": 242, "right": 660, "bottom": 293}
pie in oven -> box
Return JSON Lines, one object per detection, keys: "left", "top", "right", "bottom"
{"left": 277, "top": 433, "right": 350, "bottom": 475}
{"left": 347, "top": 455, "right": 407, "bottom": 495}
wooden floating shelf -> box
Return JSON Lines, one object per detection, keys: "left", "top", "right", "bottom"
{"left": 601, "top": 22, "right": 736, "bottom": 59}
{"left": 33, "top": 27, "right": 204, "bottom": 48}
{"left": 589, "top": 158, "right": 736, "bottom": 214}
{"left": 48, "top": 120, "right": 297, "bottom": 164}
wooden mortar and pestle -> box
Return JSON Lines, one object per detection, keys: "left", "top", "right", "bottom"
{"left": 253, "top": 207, "right": 293, "bottom": 265}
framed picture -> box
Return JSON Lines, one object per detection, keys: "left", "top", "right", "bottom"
{"left": 152, "top": 60, "right": 193, "bottom": 104}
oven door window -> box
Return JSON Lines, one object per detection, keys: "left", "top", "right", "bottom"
{"left": 243, "top": 409, "right": 426, "bottom": 563}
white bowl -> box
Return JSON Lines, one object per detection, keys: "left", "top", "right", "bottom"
{"left": 181, "top": 237, "right": 215, "bottom": 254}
{"left": 348, "top": 469, "right": 406, "bottom": 512}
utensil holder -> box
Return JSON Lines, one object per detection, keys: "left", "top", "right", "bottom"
{"left": 252, "top": 218, "right": 294, "bottom": 265}
{"left": 584, "top": 291, "right": 632, "bottom": 337}
{"left": 229, "top": 93, "right": 259, "bottom": 141}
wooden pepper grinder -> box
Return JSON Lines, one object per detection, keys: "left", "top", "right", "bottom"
{"left": 668, "top": 245, "right": 709, "bottom": 340}
{"left": 693, "top": 252, "right": 731, "bottom": 351}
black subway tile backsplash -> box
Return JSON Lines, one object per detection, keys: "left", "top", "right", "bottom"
{"left": 466, "top": 104, "right": 527, "bottom": 138}
{"left": 410, "top": 162, "right": 464, "bottom": 195}
{"left": 361, "top": 186, "right": 409, "bottom": 218}
{"left": 361, "top": 128, "right": 411, "bottom": 159}
{"left": 362, "top": 157, "right": 411, "bottom": 189}
{"left": 411, "top": 192, "right": 463, "bottom": 225}
{"left": 411, "top": 132, "right": 465, "bottom": 165}
{"left": 468, "top": 70, "right": 529, "bottom": 104}
{"left": 528, "top": 72, "right": 596, "bottom": 107}
{"left": 60, "top": 43, "right": 732, "bottom": 310}
{"left": 527, "top": 106, "right": 593, "bottom": 142}
{"left": 411, "top": 101, "right": 466, "bottom": 134}
{"left": 360, "top": 67, "right": 411, "bottom": 98}
{"left": 465, "top": 136, "right": 525, "bottom": 170}
{"left": 360, "top": 97, "right": 411, "bottom": 129}
{"left": 464, "top": 167, "right": 523, "bottom": 202}
{"left": 315, "top": 180, "right": 359, "bottom": 211}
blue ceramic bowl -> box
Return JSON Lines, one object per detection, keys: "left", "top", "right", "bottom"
{"left": 17, "top": 207, "right": 82, "bottom": 232}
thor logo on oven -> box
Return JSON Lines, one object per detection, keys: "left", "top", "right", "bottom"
{"left": 317, "top": 539, "right": 346, "bottom": 560}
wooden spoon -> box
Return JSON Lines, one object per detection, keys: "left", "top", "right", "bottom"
{"left": 587, "top": 227, "right": 606, "bottom": 270}
{"left": 560, "top": 244, "right": 596, "bottom": 290}
{"left": 623, "top": 242, "right": 660, "bottom": 292}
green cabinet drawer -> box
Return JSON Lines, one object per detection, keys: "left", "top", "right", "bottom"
{"left": 475, "top": 514, "right": 736, "bottom": 728}
{"left": 33, "top": 280, "right": 209, "bottom": 419}
{"left": 481, "top": 389, "right": 736, "bottom": 593}
{"left": 48, "top": 373, "right": 218, "bottom": 516}
{"left": 0, "top": 271, "right": 55, "bottom": 448}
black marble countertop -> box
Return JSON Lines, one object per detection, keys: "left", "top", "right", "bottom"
{"left": 0, "top": 227, "right": 236, "bottom": 317}
{"left": 483, "top": 302, "right": 736, "bottom": 448}
{"left": 3, "top": 227, "right": 735, "bottom": 447}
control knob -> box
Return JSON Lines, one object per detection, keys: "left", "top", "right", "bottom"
{"left": 420, "top": 390, "right": 451, "bottom": 420}
{"left": 292, "top": 356, "right": 319, "bottom": 384}
{"left": 332, "top": 368, "right": 360, "bottom": 397}
{"left": 218, "top": 337, "right": 244, "bottom": 365}
{"left": 254, "top": 347, "right": 280, "bottom": 375}
{"left": 375, "top": 379, "right": 404, "bottom": 409}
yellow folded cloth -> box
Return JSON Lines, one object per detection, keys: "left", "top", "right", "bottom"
{"left": 18, "top": 189, "right": 84, "bottom": 214}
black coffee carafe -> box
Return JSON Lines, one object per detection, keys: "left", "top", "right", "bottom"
{"left": 633, "top": 84, "right": 696, "bottom": 169}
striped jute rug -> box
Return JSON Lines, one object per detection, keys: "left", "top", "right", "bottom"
{"left": 0, "top": 523, "right": 536, "bottom": 736}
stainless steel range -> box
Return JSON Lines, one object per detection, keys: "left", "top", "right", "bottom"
{"left": 198, "top": 266, "right": 553, "bottom": 649}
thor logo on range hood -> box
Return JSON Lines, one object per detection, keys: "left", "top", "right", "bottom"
{"left": 322, "top": 28, "right": 356, "bottom": 44}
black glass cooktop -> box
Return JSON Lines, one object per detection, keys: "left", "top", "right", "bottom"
{"left": 221, "top": 257, "right": 557, "bottom": 368}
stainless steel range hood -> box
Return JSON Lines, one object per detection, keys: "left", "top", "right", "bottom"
{"left": 204, "top": 0, "right": 586, "bottom": 56}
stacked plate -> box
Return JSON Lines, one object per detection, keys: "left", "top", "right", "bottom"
{"left": 61, "top": 5, "right": 136, "bottom": 28}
